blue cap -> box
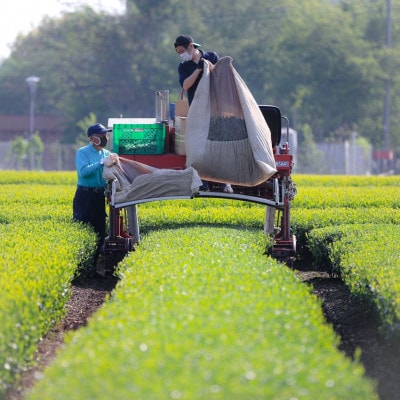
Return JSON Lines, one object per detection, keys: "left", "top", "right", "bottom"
{"left": 87, "top": 123, "right": 111, "bottom": 137}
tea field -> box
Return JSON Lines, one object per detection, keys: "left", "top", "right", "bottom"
{"left": 0, "top": 171, "right": 399, "bottom": 399}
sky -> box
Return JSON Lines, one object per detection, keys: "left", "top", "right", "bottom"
{"left": 0, "top": 0, "right": 126, "bottom": 60}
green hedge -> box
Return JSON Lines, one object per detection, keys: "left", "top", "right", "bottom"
{"left": 0, "top": 170, "right": 76, "bottom": 185}
{"left": 292, "top": 186, "right": 399, "bottom": 209}
{"left": 136, "top": 199, "right": 265, "bottom": 233}
{"left": 291, "top": 176, "right": 400, "bottom": 332}
{"left": 292, "top": 174, "right": 400, "bottom": 187}
{"left": 0, "top": 174, "right": 95, "bottom": 396}
{"left": 291, "top": 207, "right": 400, "bottom": 260}
{"left": 307, "top": 224, "right": 400, "bottom": 330}
{"left": 4, "top": 172, "right": 399, "bottom": 398}
{"left": 28, "top": 228, "right": 377, "bottom": 399}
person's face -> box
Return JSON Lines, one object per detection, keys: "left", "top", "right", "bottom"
{"left": 91, "top": 133, "right": 108, "bottom": 148}
{"left": 176, "top": 44, "right": 193, "bottom": 59}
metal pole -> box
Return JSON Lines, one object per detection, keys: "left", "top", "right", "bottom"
{"left": 29, "top": 85, "right": 34, "bottom": 137}
{"left": 383, "top": 0, "right": 391, "bottom": 152}
{"left": 25, "top": 76, "right": 40, "bottom": 138}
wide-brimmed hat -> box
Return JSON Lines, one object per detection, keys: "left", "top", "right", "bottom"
{"left": 174, "top": 34, "right": 201, "bottom": 48}
{"left": 87, "top": 123, "right": 111, "bottom": 137}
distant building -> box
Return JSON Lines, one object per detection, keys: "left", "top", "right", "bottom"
{"left": 317, "top": 141, "right": 372, "bottom": 175}
{"left": 0, "top": 115, "right": 66, "bottom": 142}
{"left": 0, "top": 115, "right": 76, "bottom": 170}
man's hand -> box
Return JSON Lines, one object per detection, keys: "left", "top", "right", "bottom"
{"left": 100, "top": 155, "right": 110, "bottom": 165}
{"left": 101, "top": 153, "right": 119, "bottom": 167}
{"left": 197, "top": 58, "right": 204, "bottom": 70}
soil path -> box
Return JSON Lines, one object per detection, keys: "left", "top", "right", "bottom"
{"left": 4, "top": 270, "right": 400, "bottom": 400}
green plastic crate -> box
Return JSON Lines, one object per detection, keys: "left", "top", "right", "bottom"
{"left": 112, "top": 123, "right": 166, "bottom": 155}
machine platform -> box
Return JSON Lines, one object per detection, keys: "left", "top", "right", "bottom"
{"left": 100, "top": 105, "right": 297, "bottom": 274}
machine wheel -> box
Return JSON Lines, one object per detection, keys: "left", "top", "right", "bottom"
{"left": 98, "top": 237, "right": 135, "bottom": 276}
{"left": 270, "top": 234, "right": 297, "bottom": 266}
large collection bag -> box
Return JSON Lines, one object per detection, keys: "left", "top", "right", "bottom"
{"left": 185, "top": 56, "right": 276, "bottom": 186}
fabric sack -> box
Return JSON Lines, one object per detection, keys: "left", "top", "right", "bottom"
{"left": 103, "top": 156, "right": 202, "bottom": 203}
{"left": 185, "top": 56, "right": 276, "bottom": 186}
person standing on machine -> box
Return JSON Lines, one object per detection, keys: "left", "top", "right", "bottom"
{"left": 173, "top": 34, "right": 233, "bottom": 193}
{"left": 73, "top": 123, "right": 112, "bottom": 256}
{"left": 174, "top": 34, "right": 218, "bottom": 106}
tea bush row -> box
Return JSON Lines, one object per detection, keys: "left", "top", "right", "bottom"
{"left": 0, "top": 180, "right": 95, "bottom": 396}
{"left": 136, "top": 200, "right": 266, "bottom": 232}
{"left": 307, "top": 224, "right": 400, "bottom": 331}
{"left": 291, "top": 176, "right": 400, "bottom": 331}
{"left": 290, "top": 207, "right": 400, "bottom": 259}
{"left": 0, "top": 170, "right": 76, "bottom": 185}
{"left": 292, "top": 174, "right": 400, "bottom": 187}
{"left": 4, "top": 171, "right": 397, "bottom": 398}
{"left": 292, "top": 186, "right": 400, "bottom": 209}
{"left": 28, "top": 227, "right": 377, "bottom": 400}
{"left": 3, "top": 170, "right": 398, "bottom": 188}
{"left": 0, "top": 184, "right": 74, "bottom": 224}
{"left": 117, "top": 177, "right": 400, "bottom": 334}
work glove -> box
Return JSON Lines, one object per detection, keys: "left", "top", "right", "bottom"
{"left": 197, "top": 58, "right": 204, "bottom": 70}
{"left": 100, "top": 156, "right": 108, "bottom": 165}
{"left": 100, "top": 153, "right": 118, "bottom": 167}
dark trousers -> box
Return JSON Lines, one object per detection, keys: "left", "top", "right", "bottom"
{"left": 73, "top": 186, "right": 107, "bottom": 246}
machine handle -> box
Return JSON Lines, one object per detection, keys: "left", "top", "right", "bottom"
{"left": 281, "top": 115, "right": 290, "bottom": 153}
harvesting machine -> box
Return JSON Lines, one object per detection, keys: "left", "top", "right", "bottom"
{"left": 100, "top": 103, "right": 297, "bottom": 274}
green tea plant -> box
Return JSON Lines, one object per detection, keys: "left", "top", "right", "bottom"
{"left": 291, "top": 207, "right": 400, "bottom": 260}
{"left": 2, "top": 171, "right": 399, "bottom": 399}
{"left": 0, "top": 175, "right": 95, "bottom": 396}
{"left": 0, "top": 170, "right": 76, "bottom": 185}
{"left": 307, "top": 224, "right": 400, "bottom": 330}
{"left": 137, "top": 199, "right": 265, "bottom": 233}
{"left": 27, "top": 227, "right": 377, "bottom": 400}
{"left": 0, "top": 184, "right": 74, "bottom": 223}
{"left": 293, "top": 174, "right": 400, "bottom": 187}
{"left": 292, "top": 186, "right": 400, "bottom": 209}
{"left": 294, "top": 176, "right": 400, "bottom": 330}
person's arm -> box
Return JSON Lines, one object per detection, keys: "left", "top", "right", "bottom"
{"left": 76, "top": 149, "right": 102, "bottom": 178}
{"left": 182, "top": 67, "right": 203, "bottom": 91}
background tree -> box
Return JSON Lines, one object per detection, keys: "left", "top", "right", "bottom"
{"left": 9, "top": 136, "right": 28, "bottom": 170}
{"left": 75, "top": 112, "right": 98, "bottom": 149}
{"left": 27, "top": 132, "right": 44, "bottom": 170}
{"left": 0, "top": 0, "right": 399, "bottom": 153}
{"left": 297, "top": 123, "right": 325, "bottom": 173}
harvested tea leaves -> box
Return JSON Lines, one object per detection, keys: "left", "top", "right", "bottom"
{"left": 207, "top": 116, "right": 248, "bottom": 141}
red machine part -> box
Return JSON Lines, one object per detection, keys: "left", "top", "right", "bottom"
{"left": 114, "top": 137, "right": 296, "bottom": 265}
{"left": 101, "top": 109, "right": 297, "bottom": 274}
{"left": 269, "top": 144, "right": 297, "bottom": 263}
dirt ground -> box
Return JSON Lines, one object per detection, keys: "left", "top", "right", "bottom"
{"left": 4, "top": 266, "right": 400, "bottom": 400}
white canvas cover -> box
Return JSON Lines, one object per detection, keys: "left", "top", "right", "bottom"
{"left": 185, "top": 56, "right": 277, "bottom": 186}
{"left": 102, "top": 155, "right": 202, "bottom": 204}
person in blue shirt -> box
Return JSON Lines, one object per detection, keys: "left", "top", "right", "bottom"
{"left": 174, "top": 34, "right": 233, "bottom": 193}
{"left": 73, "top": 123, "right": 112, "bottom": 251}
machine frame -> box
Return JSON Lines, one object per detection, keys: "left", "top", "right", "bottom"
{"left": 101, "top": 105, "right": 297, "bottom": 273}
